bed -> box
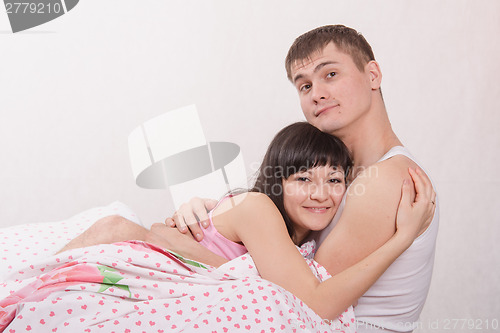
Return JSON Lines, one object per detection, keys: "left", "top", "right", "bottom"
{"left": 0, "top": 203, "right": 355, "bottom": 332}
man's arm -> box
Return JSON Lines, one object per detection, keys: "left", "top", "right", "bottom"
{"left": 314, "top": 156, "right": 419, "bottom": 275}
{"left": 146, "top": 223, "right": 229, "bottom": 267}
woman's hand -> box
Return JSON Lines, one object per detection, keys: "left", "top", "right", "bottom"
{"left": 164, "top": 197, "right": 218, "bottom": 241}
{"left": 394, "top": 168, "right": 436, "bottom": 246}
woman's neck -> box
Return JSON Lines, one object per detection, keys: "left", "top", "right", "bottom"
{"left": 293, "top": 230, "right": 311, "bottom": 246}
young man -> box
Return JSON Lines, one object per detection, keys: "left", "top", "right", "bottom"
{"left": 164, "top": 25, "right": 439, "bottom": 332}
{"left": 285, "top": 25, "right": 439, "bottom": 332}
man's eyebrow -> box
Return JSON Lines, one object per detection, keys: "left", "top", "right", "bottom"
{"left": 292, "top": 73, "right": 305, "bottom": 84}
{"left": 314, "top": 61, "right": 338, "bottom": 73}
{"left": 292, "top": 61, "right": 339, "bottom": 84}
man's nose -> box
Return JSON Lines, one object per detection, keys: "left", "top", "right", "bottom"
{"left": 311, "top": 83, "right": 330, "bottom": 104}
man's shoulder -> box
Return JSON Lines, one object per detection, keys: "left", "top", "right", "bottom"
{"left": 353, "top": 154, "right": 417, "bottom": 187}
{"left": 315, "top": 156, "right": 415, "bottom": 272}
{"left": 342, "top": 155, "right": 416, "bottom": 233}
{"left": 378, "top": 153, "right": 419, "bottom": 170}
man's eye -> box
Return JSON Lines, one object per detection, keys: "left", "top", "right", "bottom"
{"left": 300, "top": 84, "right": 311, "bottom": 92}
{"left": 326, "top": 72, "right": 336, "bottom": 78}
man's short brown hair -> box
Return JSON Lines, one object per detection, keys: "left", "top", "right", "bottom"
{"left": 285, "top": 25, "right": 375, "bottom": 81}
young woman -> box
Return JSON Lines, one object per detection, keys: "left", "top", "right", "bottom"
{"left": 160, "top": 121, "right": 435, "bottom": 320}
{"left": 57, "top": 122, "right": 435, "bottom": 321}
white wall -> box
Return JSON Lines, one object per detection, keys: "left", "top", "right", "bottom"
{"left": 1, "top": 0, "right": 499, "bottom": 331}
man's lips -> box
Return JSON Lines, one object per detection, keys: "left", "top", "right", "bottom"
{"left": 315, "top": 104, "right": 338, "bottom": 117}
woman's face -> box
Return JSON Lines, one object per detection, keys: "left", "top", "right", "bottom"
{"left": 282, "top": 165, "right": 346, "bottom": 243}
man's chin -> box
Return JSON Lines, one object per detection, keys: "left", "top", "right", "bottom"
{"left": 306, "top": 117, "right": 342, "bottom": 135}
{"left": 316, "top": 123, "right": 342, "bottom": 136}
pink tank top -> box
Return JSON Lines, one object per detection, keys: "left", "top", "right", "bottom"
{"left": 198, "top": 196, "right": 248, "bottom": 260}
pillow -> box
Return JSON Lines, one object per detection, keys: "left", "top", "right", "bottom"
{"left": 0, "top": 201, "right": 142, "bottom": 281}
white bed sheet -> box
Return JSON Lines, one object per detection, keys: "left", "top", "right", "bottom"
{"left": 0, "top": 201, "right": 142, "bottom": 283}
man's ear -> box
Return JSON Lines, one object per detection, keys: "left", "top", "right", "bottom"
{"left": 365, "top": 61, "right": 382, "bottom": 90}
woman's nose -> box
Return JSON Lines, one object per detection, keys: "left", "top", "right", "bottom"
{"left": 309, "top": 183, "right": 328, "bottom": 201}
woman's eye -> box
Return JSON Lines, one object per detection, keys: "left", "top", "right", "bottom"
{"left": 326, "top": 72, "right": 336, "bottom": 78}
{"left": 328, "top": 178, "right": 342, "bottom": 184}
{"left": 297, "top": 177, "right": 310, "bottom": 182}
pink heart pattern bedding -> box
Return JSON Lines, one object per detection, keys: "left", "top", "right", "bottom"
{"left": 0, "top": 240, "right": 355, "bottom": 332}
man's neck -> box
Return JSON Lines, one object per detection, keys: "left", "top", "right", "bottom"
{"left": 336, "top": 103, "right": 402, "bottom": 178}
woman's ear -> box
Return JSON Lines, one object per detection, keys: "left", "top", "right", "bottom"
{"left": 365, "top": 60, "right": 382, "bottom": 90}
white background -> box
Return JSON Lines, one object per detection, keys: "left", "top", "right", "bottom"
{"left": 1, "top": 1, "right": 499, "bottom": 331}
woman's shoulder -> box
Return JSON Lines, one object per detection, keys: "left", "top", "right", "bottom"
{"left": 215, "top": 192, "right": 275, "bottom": 215}
{"left": 212, "top": 192, "right": 282, "bottom": 241}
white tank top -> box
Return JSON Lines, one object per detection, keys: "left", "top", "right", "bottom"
{"left": 317, "top": 146, "right": 439, "bottom": 333}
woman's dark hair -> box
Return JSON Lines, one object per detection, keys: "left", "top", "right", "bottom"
{"left": 250, "top": 122, "right": 352, "bottom": 240}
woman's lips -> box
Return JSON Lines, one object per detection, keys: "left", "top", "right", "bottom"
{"left": 304, "top": 207, "right": 331, "bottom": 213}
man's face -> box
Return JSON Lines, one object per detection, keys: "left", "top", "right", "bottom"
{"left": 290, "top": 42, "right": 376, "bottom": 136}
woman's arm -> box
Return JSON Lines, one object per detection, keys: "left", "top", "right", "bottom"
{"left": 218, "top": 168, "right": 434, "bottom": 320}
{"left": 165, "top": 197, "right": 218, "bottom": 241}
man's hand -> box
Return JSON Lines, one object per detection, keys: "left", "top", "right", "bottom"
{"left": 165, "top": 197, "right": 218, "bottom": 241}
{"left": 147, "top": 222, "right": 228, "bottom": 267}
